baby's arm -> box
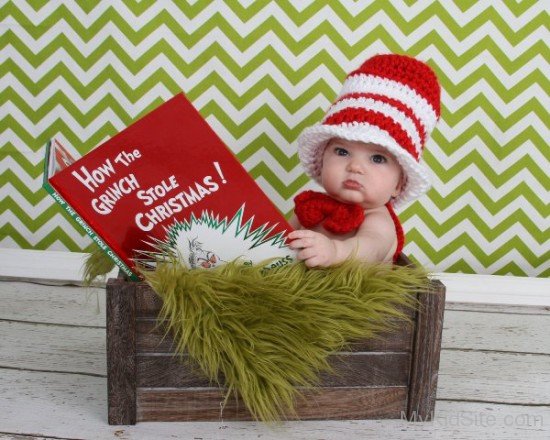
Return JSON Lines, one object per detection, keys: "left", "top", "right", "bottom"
{"left": 288, "top": 211, "right": 396, "bottom": 267}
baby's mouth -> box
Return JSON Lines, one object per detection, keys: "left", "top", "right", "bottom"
{"left": 343, "top": 179, "right": 363, "bottom": 190}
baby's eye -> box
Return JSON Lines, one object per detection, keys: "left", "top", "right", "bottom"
{"left": 334, "top": 147, "right": 349, "bottom": 156}
{"left": 371, "top": 154, "right": 387, "bottom": 164}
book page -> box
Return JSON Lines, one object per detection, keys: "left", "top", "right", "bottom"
{"left": 47, "top": 138, "right": 79, "bottom": 178}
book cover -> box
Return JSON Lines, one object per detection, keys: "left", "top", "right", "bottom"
{"left": 43, "top": 94, "right": 295, "bottom": 280}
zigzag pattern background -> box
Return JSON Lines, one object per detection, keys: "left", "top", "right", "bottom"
{"left": 0, "top": 0, "right": 548, "bottom": 277}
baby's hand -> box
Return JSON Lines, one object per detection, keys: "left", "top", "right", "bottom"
{"left": 288, "top": 230, "right": 337, "bottom": 268}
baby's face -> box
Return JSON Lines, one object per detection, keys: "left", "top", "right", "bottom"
{"left": 320, "top": 138, "right": 403, "bottom": 209}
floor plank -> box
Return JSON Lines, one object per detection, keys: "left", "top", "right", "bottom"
{"left": 0, "top": 282, "right": 105, "bottom": 327}
{"left": 1, "top": 369, "right": 549, "bottom": 440}
{"left": 3, "top": 317, "right": 549, "bottom": 406}
{"left": 442, "top": 309, "right": 550, "bottom": 354}
{"left": 0, "top": 321, "right": 106, "bottom": 376}
{"left": 438, "top": 350, "right": 550, "bottom": 405}
{"left": 445, "top": 302, "right": 550, "bottom": 315}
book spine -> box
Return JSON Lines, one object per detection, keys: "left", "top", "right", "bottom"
{"left": 43, "top": 180, "right": 139, "bottom": 281}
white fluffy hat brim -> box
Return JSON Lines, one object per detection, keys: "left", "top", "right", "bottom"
{"left": 297, "top": 123, "right": 431, "bottom": 209}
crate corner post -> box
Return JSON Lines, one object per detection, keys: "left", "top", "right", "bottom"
{"left": 106, "top": 276, "right": 137, "bottom": 425}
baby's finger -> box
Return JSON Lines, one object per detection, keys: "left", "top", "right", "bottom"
{"left": 297, "top": 248, "right": 316, "bottom": 261}
{"left": 287, "top": 238, "right": 303, "bottom": 249}
{"left": 304, "top": 256, "right": 321, "bottom": 268}
{"left": 288, "top": 237, "right": 312, "bottom": 250}
{"left": 288, "top": 229, "right": 316, "bottom": 240}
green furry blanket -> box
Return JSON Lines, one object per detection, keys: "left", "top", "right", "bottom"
{"left": 85, "top": 250, "right": 429, "bottom": 421}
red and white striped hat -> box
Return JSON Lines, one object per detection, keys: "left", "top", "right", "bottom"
{"left": 297, "top": 54, "right": 441, "bottom": 208}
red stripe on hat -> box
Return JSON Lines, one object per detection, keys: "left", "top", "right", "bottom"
{"left": 324, "top": 108, "right": 420, "bottom": 161}
{"left": 347, "top": 54, "right": 441, "bottom": 117}
{"left": 335, "top": 92, "right": 427, "bottom": 145}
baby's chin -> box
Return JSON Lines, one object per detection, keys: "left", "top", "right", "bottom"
{"left": 327, "top": 190, "right": 365, "bottom": 206}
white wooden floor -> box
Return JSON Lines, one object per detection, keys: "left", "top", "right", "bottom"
{"left": 1, "top": 280, "right": 549, "bottom": 440}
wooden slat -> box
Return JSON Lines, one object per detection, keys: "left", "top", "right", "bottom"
{"left": 4, "top": 316, "right": 548, "bottom": 407}
{"left": 445, "top": 302, "right": 550, "bottom": 315}
{"left": 0, "top": 281, "right": 105, "bottom": 327}
{"left": 135, "top": 318, "right": 414, "bottom": 353}
{"left": 0, "top": 321, "right": 106, "bottom": 376}
{"left": 406, "top": 279, "right": 446, "bottom": 421}
{"left": 437, "top": 350, "right": 550, "bottom": 404}
{"left": 106, "top": 278, "right": 137, "bottom": 425}
{"left": 3, "top": 368, "right": 550, "bottom": 439}
{"left": 442, "top": 309, "right": 550, "bottom": 354}
{"left": 135, "top": 283, "right": 163, "bottom": 317}
{"left": 136, "top": 387, "right": 408, "bottom": 422}
{"left": 136, "top": 352, "right": 411, "bottom": 388}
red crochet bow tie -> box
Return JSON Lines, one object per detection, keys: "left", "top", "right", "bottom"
{"left": 294, "top": 190, "right": 365, "bottom": 234}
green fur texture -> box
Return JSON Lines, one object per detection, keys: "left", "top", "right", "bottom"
{"left": 82, "top": 246, "right": 115, "bottom": 286}
{"left": 140, "top": 259, "right": 429, "bottom": 422}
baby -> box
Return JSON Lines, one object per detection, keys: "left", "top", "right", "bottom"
{"left": 288, "top": 54, "right": 441, "bottom": 267}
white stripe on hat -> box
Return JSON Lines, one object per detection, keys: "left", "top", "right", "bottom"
{"left": 339, "top": 74, "right": 438, "bottom": 134}
{"left": 322, "top": 96, "right": 423, "bottom": 156}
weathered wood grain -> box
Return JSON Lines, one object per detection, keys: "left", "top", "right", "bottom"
{"left": 406, "top": 279, "right": 446, "bottom": 421}
{"left": 0, "top": 435, "right": 63, "bottom": 440}
{"left": 4, "top": 316, "right": 548, "bottom": 408}
{"left": 135, "top": 318, "right": 414, "bottom": 353}
{"left": 136, "top": 352, "right": 411, "bottom": 388}
{"left": 136, "top": 387, "right": 409, "bottom": 421}
{"left": 442, "top": 309, "right": 550, "bottom": 354}
{"left": 0, "top": 281, "right": 105, "bottom": 327}
{"left": 3, "top": 368, "right": 550, "bottom": 440}
{"left": 445, "top": 302, "right": 550, "bottom": 315}
{"left": 134, "top": 283, "right": 163, "bottom": 317}
{"left": 106, "top": 279, "right": 136, "bottom": 425}
{"left": 437, "top": 349, "right": 550, "bottom": 404}
{"left": 0, "top": 321, "right": 106, "bottom": 376}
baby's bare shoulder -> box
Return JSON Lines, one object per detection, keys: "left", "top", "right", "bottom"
{"left": 357, "top": 207, "right": 395, "bottom": 236}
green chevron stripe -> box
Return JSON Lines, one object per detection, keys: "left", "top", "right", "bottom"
{"left": 403, "top": 205, "right": 547, "bottom": 243}
{"left": 0, "top": 147, "right": 42, "bottom": 179}
{"left": 1, "top": 197, "right": 73, "bottom": 230}
{"left": 2, "top": 32, "right": 547, "bottom": 109}
{"left": 443, "top": 260, "right": 529, "bottom": 277}
{"left": 3, "top": 1, "right": 546, "bottom": 49}
{"left": 236, "top": 135, "right": 299, "bottom": 171}
{"left": 421, "top": 182, "right": 548, "bottom": 216}
{"left": 407, "top": 230, "right": 547, "bottom": 270}
{"left": 15, "top": 0, "right": 543, "bottom": 24}
{"left": 425, "top": 151, "right": 550, "bottom": 189}
{"left": 1, "top": 173, "right": 44, "bottom": 204}
{"left": 248, "top": 162, "right": 310, "bottom": 198}
{"left": 2, "top": 26, "right": 547, "bottom": 87}
{"left": 0, "top": 222, "right": 86, "bottom": 250}
{"left": 432, "top": 126, "right": 548, "bottom": 161}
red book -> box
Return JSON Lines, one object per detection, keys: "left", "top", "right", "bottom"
{"left": 43, "top": 94, "right": 295, "bottom": 280}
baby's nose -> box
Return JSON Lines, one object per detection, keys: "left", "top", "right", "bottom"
{"left": 346, "top": 160, "right": 364, "bottom": 173}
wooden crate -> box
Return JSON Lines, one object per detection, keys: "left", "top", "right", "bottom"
{"left": 106, "top": 254, "right": 445, "bottom": 424}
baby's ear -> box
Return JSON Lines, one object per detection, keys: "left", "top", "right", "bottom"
{"left": 392, "top": 172, "right": 406, "bottom": 198}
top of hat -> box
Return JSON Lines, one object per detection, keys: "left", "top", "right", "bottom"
{"left": 347, "top": 54, "right": 441, "bottom": 118}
